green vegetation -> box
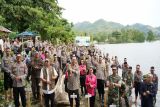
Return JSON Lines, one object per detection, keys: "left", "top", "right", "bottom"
{"left": 74, "top": 19, "right": 160, "bottom": 43}
{"left": 0, "top": 0, "right": 74, "bottom": 44}
{"left": 146, "top": 30, "right": 156, "bottom": 42}
{"left": 92, "top": 29, "right": 145, "bottom": 43}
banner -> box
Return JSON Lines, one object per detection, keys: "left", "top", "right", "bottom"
{"left": 75, "top": 36, "right": 90, "bottom": 46}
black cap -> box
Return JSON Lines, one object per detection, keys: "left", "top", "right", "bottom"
{"left": 129, "top": 66, "right": 132, "bottom": 69}
{"left": 151, "top": 66, "right": 154, "bottom": 69}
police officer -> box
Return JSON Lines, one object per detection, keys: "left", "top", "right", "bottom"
{"left": 10, "top": 54, "right": 28, "bottom": 107}
{"left": 67, "top": 56, "right": 80, "bottom": 107}
{"left": 1, "top": 47, "right": 14, "bottom": 101}
{"left": 108, "top": 65, "right": 121, "bottom": 107}
{"left": 92, "top": 56, "right": 107, "bottom": 106}
{"left": 141, "top": 74, "right": 156, "bottom": 107}
{"left": 31, "top": 51, "right": 43, "bottom": 100}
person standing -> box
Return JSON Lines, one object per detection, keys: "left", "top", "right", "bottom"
{"left": 85, "top": 66, "right": 97, "bottom": 107}
{"left": 79, "top": 59, "right": 87, "bottom": 96}
{"left": 40, "top": 59, "right": 58, "bottom": 107}
{"left": 10, "top": 54, "right": 28, "bottom": 107}
{"left": 92, "top": 56, "right": 107, "bottom": 105}
{"left": 67, "top": 56, "right": 80, "bottom": 107}
{"left": 150, "top": 66, "right": 158, "bottom": 106}
{"left": 140, "top": 74, "right": 156, "bottom": 107}
{"left": 108, "top": 65, "right": 121, "bottom": 107}
{"left": 124, "top": 66, "right": 134, "bottom": 96}
{"left": 134, "top": 64, "right": 143, "bottom": 104}
{"left": 30, "top": 52, "right": 43, "bottom": 100}
{"left": 1, "top": 47, "right": 14, "bottom": 101}
{"left": 122, "top": 62, "right": 129, "bottom": 81}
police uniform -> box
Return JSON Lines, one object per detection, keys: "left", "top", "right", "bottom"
{"left": 67, "top": 63, "right": 80, "bottom": 107}
{"left": 10, "top": 60, "right": 28, "bottom": 107}
{"left": 1, "top": 55, "right": 14, "bottom": 90}
{"left": 108, "top": 74, "right": 121, "bottom": 107}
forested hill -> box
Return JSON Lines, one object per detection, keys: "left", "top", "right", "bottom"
{"left": 73, "top": 19, "right": 160, "bottom": 36}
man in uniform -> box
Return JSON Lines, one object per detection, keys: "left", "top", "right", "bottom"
{"left": 140, "top": 74, "right": 156, "bottom": 107}
{"left": 124, "top": 66, "right": 134, "bottom": 96}
{"left": 92, "top": 56, "right": 107, "bottom": 106}
{"left": 122, "top": 62, "right": 128, "bottom": 81}
{"left": 1, "top": 47, "right": 14, "bottom": 101}
{"left": 119, "top": 81, "right": 129, "bottom": 107}
{"left": 30, "top": 52, "right": 43, "bottom": 100}
{"left": 108, "top": 65, "right": 121, "bottom": 107}
{"left": 67, "top": 56, "right": 80, "bottom": 107}
{"left": 10, "top": 54, "right": 28, "bottom": 107}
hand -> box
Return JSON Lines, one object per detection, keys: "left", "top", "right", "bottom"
{"left": 143, "top": 92, "right": 146, "bottom": 96}
{"left": 109, "top": 83, "right": 114, "bottom": 88}
{"left": 52, "top": 76, "right": 57, "bottom": 80}
{"left": 47, "top": 81, "right": 51, "bottom": 84}
{"left": 146, "top": 91, "right": 150, "bottom": 94}
{"left": 16, "top": 76, "right": 21, "bottom": 80}
{"left": 112, "top": 83, "right": 115, "bottom": 87}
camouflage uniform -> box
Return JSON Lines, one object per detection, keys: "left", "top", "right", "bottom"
{"left": 108, "top": 74, "right": 121, "bottom": 107}
{"left": 119, "top": 82, "right": 129, "bottom": 107}
{"left": 124, "top": 72, "right": 133, "bottom": 96}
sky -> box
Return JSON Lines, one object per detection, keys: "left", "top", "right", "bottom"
{"left": 58, "top": 0, "right": 160, "bottom": 27}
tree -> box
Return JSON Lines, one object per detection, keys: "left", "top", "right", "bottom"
{"left": 0, "top": 0, "right": 74, "bottom": 43}
{"left": 146, "top": 30, "right": 155, "bottom": 42}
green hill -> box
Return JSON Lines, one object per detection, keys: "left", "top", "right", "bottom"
{"left": 73, "top": 19, "right": 160, "bottom": 36}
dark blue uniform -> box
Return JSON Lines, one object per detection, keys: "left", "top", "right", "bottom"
{"left": 140, "top": 82, "right": 156, "bottom": 107}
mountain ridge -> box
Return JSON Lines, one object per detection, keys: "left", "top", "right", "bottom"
{"left": 73, "top": 19, "right": 160, "bottom": 35}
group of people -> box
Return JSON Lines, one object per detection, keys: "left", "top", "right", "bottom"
{"left": 0, "top": 36, "right": 159, "bottom": 107}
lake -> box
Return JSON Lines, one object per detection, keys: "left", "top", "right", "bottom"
{"left": 96, "top": 41, "right": 160, "bottom": 107}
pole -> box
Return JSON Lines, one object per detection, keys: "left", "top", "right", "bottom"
{"left": 104, "top": 87, "right": 108, "bottom": 107}
{"left": 70, "top": 93, "right": 77, "bottom": 107}
{"left": 85, "top": 94, "right": 91, "bottom": 107}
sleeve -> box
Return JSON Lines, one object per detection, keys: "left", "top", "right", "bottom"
{"left": 85, "top": 75, "right": 89, "bottom": 86}
{"left": 92, "top": 76, "right": 97, "bottom": 88}
{"left": 140, "top": 83, "right": 145, "bottom": 96}
{"left": 71, "top": 65, "right": 80, "bottom": 75}
{"left": 40, "top": 68, "right": 44, "bottom": 79}
{"left": 1, "top": 58, "right": 9, "bottom": 72}
{"left": 149, "top": 84, "right": 156, "bottom": 97}
{"left": 53, "top": 67, "right": 58, "bottom": 76}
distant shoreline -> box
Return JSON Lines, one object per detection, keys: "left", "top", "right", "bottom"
{"left": 95, "top": 40, "right": 160, "bottom": 44}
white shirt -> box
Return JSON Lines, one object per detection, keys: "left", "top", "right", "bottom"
{"left": 40, "top": 67, "right": 58, "bottom": 94}
{"left": 0, "top": 39, "right": 4, "bottom": 51}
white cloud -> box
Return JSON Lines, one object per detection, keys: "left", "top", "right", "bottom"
{"left": 58, "top": 0, "right": 160, "bottom": 27}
